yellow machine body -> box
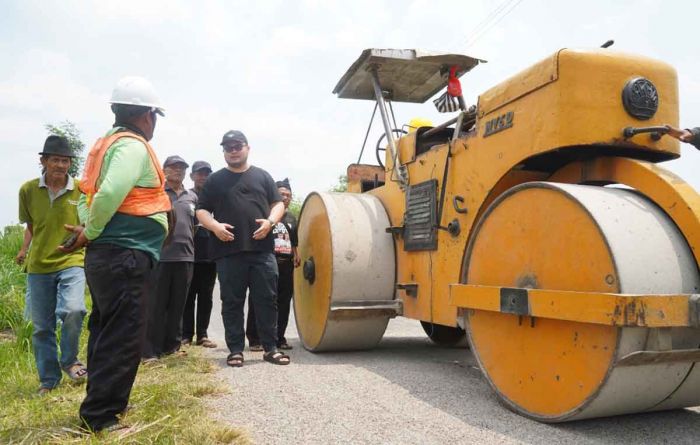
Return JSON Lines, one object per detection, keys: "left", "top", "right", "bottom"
{"left": 294, "top": 48, "right": 700, "bottom": 421}
{"left": 375, "top": 48, "right": 681, "bottom": 326}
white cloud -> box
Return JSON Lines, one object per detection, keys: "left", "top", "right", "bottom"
{"left": 1, "top": 0, "right": 699, "bottom": 231}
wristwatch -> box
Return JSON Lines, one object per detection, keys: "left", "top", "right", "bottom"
{"left": 268, "top": 218, "right": 276, "bottom": 227}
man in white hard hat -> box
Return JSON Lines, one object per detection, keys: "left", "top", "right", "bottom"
{"left": 60, "top": 76, "right": 171, "bottom": 433}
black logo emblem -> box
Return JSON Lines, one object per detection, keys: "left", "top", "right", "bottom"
{"left": 483, "top": 111, "right": 514, "bottom": 137}
{"left": 622, "top": 77, "right": 658, "bottom": 120}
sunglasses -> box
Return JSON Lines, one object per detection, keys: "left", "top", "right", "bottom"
{"left": 223, "top": 143, "right": 246, "bottom": 153}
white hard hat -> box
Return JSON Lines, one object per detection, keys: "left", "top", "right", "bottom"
{"left": 109, "top": 76, "right": 165, "bottom": 115}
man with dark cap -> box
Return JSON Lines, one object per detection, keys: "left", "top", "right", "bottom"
{"left": 143, "top": 155, "right": 198, "bottom": 360}
{"left": 18, "top": 135, "right": 87, "bottom": 395}
{"left": 60, "top": 76, "right": 171, "bottom": 433}
{"left": 182, "top": 160, "right": 217, "bottom": 348}
{"left": 246, "top": 178, "right": 300, "bottom": 350}
{"left": 196, "top": 130, "right": 289, "bottom": 367}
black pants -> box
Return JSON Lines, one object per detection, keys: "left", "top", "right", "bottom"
{"left": 79, "top": 245, "right": 153, "bottom": 431}
{"left": 182, "top": 262, "right": 217, "bottom": 341}
{"left": 247, "top": 258, "right": 293, "bottom": 346}
{"left": 143, "top": 261, "right": 193, "bottom": 358}
{"left": 218, "top": 252, "right": 278, "bottom": 353}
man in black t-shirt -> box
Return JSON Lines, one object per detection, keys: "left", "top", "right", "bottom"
{"left": 196, "top": 130, "right": 289, "bottom": 367}
{"left": 182, "top": 161, "right": 217, "bottom": 349}
{"left": 246, "top": 178, "right": 300, "bottom": 350}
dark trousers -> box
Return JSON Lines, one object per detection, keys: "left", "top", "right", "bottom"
{"left": 217, "top": 252, "right": 278, "bottom": 353}
{"left": 79, "top": 245, "right": 153, "bottom": 431}
{"left": 182, "top": 262, "right": 217, "bottom": 341}
{"left": 247, "top": 258, "right": 294, "bottom": 346}
{"left": 143, "top": 261, "right": 194, "bottom": 358}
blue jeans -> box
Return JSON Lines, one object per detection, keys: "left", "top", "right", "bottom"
{"left": 28, "top": 266, "right": 87, "bottom": 389}
{"left": 217, "top": 252, "right": 279, "bottom": 353}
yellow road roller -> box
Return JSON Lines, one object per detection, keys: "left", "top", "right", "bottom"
{"left": 293, "top": 47, "right": 700, "bottom": 422}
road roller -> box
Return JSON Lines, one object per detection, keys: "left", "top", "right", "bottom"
{"left": 293, "top": 47, "right": 700, "bottom": 421}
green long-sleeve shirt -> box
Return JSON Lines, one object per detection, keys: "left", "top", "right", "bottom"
{"left": 81, "top": 127, "right": 168, "bottom": 260}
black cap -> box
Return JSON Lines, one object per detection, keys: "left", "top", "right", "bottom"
{"left": 191, "top": 160, "right": 212, "bottom": 172}
{"left": 220, "top": 130, "right": 248, "bottom": 146}
{"left": 276, "top": 178, "right": 291, "bottom": 191}
{"left": 163, "top": 155, "right": 189, "bottom": 168}
{"left": 39, "top": 135, "right": 74, "bottom": 158}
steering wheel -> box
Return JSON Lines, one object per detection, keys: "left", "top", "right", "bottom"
{"left": 375, "top": 129, "right": 408, "bottom": 169}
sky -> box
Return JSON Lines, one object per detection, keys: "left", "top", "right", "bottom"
{"left": 1, "top": 0, "right": 698, "bottom": 228}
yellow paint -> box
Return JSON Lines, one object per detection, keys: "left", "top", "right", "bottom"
{"left": 549, "top": 157, "right": 700, "bottom": 267}
{"left": 294, "top": 193, "right": 332, "bottom": 349}
{"left": 450, "top": 285, "right": 696, "bottom": 328}
{"left": 464, "top": 186, "right": 619, "bottom": 417}
{"left": 296, "top": 47, "right": 699, "bottom": 418}
{"left": 358, "top": 49, "right": 684, "bottom": 328}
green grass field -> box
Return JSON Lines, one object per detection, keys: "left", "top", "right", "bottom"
{"left": 0, "top": 226, "right": 246, "bottom": 444}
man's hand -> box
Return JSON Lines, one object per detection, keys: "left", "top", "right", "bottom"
{"left": 213, "top": 222, "right": 235, "bottom": 242}
{"left": 665, "top": 125, "right": 693, "bottom": 142}
{"left": 253, "top": 219, "right": 273, "bottom": 240}
{"left": 15, "top": 249, "right": 27, "bottom": 265}
{"left": 58, "top": 224, "right": 88, "bottom": 253}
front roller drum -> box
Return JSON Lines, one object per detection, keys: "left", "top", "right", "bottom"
{"left": 464, "top": 182, "right": 700, "bottom": 421}
{"left": 294, "top": 192, "right": 396, "bottom": 352}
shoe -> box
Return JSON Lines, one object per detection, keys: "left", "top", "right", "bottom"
{"left": 63, "top": 362, "right": 88, "bottom": 382}
{"left": 37, "top": 386, "right": 53, "bottom": 396}
{"left": 263, "top": 350, "right": 290, "bottom": 365}
{"left": 163, "top": 349, "right": 188, "bottom": 358}
{"left": 141, "top": 357, "right": 159, "bottom": 365}
{"left": 249, "top": 344, "right": 263, "bottom": 352}
{"left": 195, "top": 337, "right": 217, "bottom": 348}
{"left": 182, "top": 339, "right": 192, "bottom": 346}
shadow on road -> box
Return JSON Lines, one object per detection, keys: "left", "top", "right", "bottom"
{"left": 207, "top": 293, "right": 700, "bottom": 444}
{"left": 285, "top": 335, "right": 700, "bottom": 444}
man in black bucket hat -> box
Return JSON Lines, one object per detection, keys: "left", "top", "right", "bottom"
{"left": 18, "top": 135, "right": 87, "bottom": 395}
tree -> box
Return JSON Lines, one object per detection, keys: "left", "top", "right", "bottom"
{"left": 45, "top": 121, "right": 86, "bottom": 178}
{"left": 329, "top": 174, "right": 348, "bottom": 192}
{"left": 288, "top": 197, "right": 302, "bottom": 219}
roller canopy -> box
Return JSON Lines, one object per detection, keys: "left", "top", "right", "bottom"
{"left": 333, "top": 48, "right": 485, "bottom": 103}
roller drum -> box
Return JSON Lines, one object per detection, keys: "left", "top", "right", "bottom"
{"left": 464, "top": 182, "right": 700, "bottom": 421}
{"left": 294, "top": 192, "right": 396, "bottom": 352}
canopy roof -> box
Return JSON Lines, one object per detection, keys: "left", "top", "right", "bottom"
{"left": 333, "top": 48, "right": 485, "bottom": 103}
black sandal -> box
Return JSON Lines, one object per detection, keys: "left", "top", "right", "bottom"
{"left": 263, "top": 351, "right": 290, "bottom": 365}
{"left": 226, "top": 352, "right": 244, "bottom": 367}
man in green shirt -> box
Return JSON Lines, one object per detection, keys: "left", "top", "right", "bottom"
{"left": 18, "top": 135, "right": 87, "bottom": 395}
{"left": 60, "top": 76, "right": 171, "bottom": 433}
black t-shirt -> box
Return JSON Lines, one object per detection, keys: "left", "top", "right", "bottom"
{"left": 196, "top": 166, "right": 282, "bottom": 260}
{"left": 190, "top": 188, "right": 213, "bottom": 263}
{"left": 272, "top": 212, "right": 298, "bottom": 259}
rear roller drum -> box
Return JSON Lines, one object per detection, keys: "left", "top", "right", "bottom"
{"left": 464, "top": 182, "right": 700, "bottom": 421}
{"left": 294, "top": 192, "right": 396, "bottom": 352}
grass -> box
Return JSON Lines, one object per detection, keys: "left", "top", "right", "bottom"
{"left": 0, "top": 225, "right": 247, "bottom": 444}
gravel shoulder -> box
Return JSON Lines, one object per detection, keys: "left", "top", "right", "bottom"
{"left": 202, "top": 287, "right": 700, "bottom": 445}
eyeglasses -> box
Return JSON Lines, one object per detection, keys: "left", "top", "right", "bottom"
{"left": 223, "top": 143, "right": 246, "bottom": 153}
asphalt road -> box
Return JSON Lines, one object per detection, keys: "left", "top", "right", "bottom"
{"left": 202, "top": 286, "right": 700, "bottom": 445}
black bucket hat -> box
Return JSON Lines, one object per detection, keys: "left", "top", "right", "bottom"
{"left": 39, "top": 135, "right": 75, "bottom": 158}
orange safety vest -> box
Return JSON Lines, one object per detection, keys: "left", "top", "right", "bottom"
{"left": 80, "top": 131, "right": 172, "bottom": 216}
